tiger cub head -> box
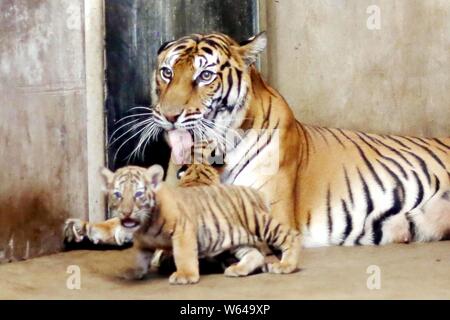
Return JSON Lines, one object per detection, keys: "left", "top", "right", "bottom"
{"left": 178, "top": 163, "right": 220, "bottom": 187}
{"left": 100, "top": 165, "right": 164, "bottom": 230}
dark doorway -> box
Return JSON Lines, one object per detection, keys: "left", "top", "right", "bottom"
{"left": 104, "top": 0, "right": 259, "bottom": 171}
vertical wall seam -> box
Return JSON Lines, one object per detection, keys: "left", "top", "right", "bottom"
{"left": 84, "top": 0, "right": 107, "bottom": 222}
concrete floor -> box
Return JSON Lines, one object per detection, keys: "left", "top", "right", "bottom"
{"left": 0, "top": 241, "right": 449, "bottom": 299}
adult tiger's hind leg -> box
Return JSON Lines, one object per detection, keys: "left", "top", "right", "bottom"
{"left": 64, "top": 218, "right": 133, "bottom": 246}
{"left": 224, "top": 246, "right": 265, "bottom": 277}
{"left": 380, "top": 213, "right": 413, "bottom": 244}
{"left": 410, "top": 190, "right": 450, "bottom": 242}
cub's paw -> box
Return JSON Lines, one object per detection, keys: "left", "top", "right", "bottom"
{"left": 169, "top": 271, "right": 200, "bottom": 285}
{"left": 123, "top": 267, "right": 147, "bottom": 281}
{"left": 224, "top": 264, "right": 250, "bottom": 277}
{"left": 267, "top": 262, "right": 297, "bottom": 274}
{"left": 64, "top": 219, "right": 87, "bottom": 243}
{"left": 114, "top": 227, "right": 134, "bottom": 246}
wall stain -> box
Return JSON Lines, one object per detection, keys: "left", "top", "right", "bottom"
{"left": 0, "top": 188, "right": 66, "bottom": 263}
{"left": 0, "top": 0, "right": 88, "bottom": 263}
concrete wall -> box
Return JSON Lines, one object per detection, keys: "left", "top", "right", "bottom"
{"left": 0, "top": 0, "right": 105, "bottom": 262}
{"left": 263, "top": 0, "right": 450, "bottom": 136}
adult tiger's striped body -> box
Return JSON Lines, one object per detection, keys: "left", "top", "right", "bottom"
{"left": 297, "top": 127, "right": 450, "bottom": 246}
{"left": 66, "top": 31, "right": 450, "bottom": 249}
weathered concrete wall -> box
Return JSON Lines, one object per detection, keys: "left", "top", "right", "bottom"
{"left": 264, "top": 0, "right": 450, "bottom": 136}
{"left": 0, "top": 0, "right": 101, "bottom": 262}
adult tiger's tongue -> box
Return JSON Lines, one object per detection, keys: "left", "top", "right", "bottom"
{"left": 168, "top": 129, "right": 193, "bottom": 165}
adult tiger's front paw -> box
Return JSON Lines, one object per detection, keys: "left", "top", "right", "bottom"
{"left": 169, "top": 271, "right": 200, "bottom": 285}
{"left": 64, "top": 219, "right": 87, "bottom": 243}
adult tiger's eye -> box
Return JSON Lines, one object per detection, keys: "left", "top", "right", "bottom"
{"left": 113, "top": 191, "right": 122, "bottom": 199}
{"left": 160, "top": 67, "right": 172, "bottom": 80}
{"left": 198, "top": 70, "right": 214, "bottom": 82}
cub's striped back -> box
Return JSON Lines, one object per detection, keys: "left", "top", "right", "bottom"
{"left": 156, "top": 182, "right": 301, "bottom": 276}
{"left": 130, "top": 164, "right": 302, "bottom": 283}
{"left": 178, "top": 163, "right": 220, "bottom": 187}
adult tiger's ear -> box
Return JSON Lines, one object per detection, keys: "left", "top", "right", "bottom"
{"left": 99, "top": 167, "right": 114, "bottom": 191}
{"left": 146, "top": 165, "right": 164, "bottom": 191}
{"left": 238, "top": 31, "right": 267, "bottom": 66}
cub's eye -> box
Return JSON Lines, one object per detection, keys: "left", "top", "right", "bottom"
{"left": 135, "top": 191, "right": 144, "bottom": 198}
{"left": 198, "top": 70, "right": 214, "bottom": 82}
{"left": 160, "top": 67, "right": 172, "bottom": 80}
{"left": 113, "top": 192, "right": 122, "bottom": 199}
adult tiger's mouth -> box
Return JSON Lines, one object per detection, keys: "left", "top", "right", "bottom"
{"left": 167, "top": 129, "right": 193, "bottom": 165}
{"left": 121, "top": 218, "right": 140, "bottom": 229}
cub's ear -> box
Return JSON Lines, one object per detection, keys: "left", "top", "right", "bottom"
{"left": 238, "top": 31, "right": 267, "bottom": 65}
{"left": 99, "top": 167, "right": 114, "bottom": 189}
{"left": 146, "top": 165, "right": 164, "bottom": 191}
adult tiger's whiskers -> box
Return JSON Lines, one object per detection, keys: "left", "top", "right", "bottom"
{"left": 110, "top": 108, "right": 158, "bottom": 162}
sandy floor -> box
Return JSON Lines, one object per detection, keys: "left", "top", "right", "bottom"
{"left": 0, "top": 241, "right": 449, "bottom": 299}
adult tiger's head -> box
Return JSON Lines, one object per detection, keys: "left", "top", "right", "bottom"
{"left": 148, "top": 32, "right": 267, "bottom": 164}
{"left": 100, "top": 165, "right": 164, "bottom": 230}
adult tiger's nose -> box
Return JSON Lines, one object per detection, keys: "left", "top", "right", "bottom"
{"left": 165, "top": 113, "right": 181, "bottom": 123}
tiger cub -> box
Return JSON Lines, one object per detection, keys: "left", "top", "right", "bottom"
{"left": 150, "top": 163, "right": 221, "bottom": 268}
{"left": 178, "top": 163, "right": 221, "bottom": 187}
{"left": 101, "top": 164, "right": 302, "bottom": 284}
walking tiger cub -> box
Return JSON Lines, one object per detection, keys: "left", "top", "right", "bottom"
{"left": 63, "top": 142, "right": 221, "bottom": 246}
{"left": 96, "top": 164, "right": 301, "bottom": 284}
{"left": 63, "top": 163, "right": 222, "bottom": 246}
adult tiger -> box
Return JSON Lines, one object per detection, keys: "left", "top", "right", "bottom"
{"left": 66, "top": 32, "right": 450, "bottom": 247}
